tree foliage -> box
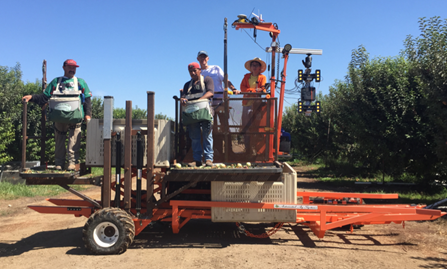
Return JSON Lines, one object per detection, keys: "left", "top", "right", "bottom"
{"left": 282, "top": 16, "right": 447, "bottom": 183}
{"left": 0, "top": 63, "right": 44, "bottom": 163}
{"left": 113, "top": 106, "right": 147, "bottom": 119}
{"left": 155, "top": 113, "right": 173, "bottom": 121}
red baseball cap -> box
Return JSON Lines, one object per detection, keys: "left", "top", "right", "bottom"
{"left": 188, "top": 62, "right": 200, "bottom": 70}
{"left": 64, "top": 59, "right": 79, "bottom": 67}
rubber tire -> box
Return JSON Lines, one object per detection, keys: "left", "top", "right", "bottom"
{"left": 82, "top": 208, "right": 135, "bottom": 255}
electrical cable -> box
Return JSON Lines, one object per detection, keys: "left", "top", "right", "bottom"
{"left": 242, "top": 29, "right": 265, "bottom": 52}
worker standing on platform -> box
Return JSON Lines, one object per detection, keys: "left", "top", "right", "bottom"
{"left": 180, "top": 62, "right": 214, "bottom": 167}
{"left": 240, "top": 57, "right": 267, "bottom": 157}
{"left": 22, "top": 59, "right": 92, "bottom": 171}
{"left": 197, "top": 50, "right": 239, "bottom": 157}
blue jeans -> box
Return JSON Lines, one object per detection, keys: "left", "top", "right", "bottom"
{"left": 188, "top": 121, "right": 213, "bottom": 162}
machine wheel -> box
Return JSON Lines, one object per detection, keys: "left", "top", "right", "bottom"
{"left": 82, "top": 208, "right": 135, "bottom": 255}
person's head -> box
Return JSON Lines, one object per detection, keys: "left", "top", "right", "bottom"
{"left": 63, "top": 59, "right": 79, "bottom": 78}
{"left": 197, "top": 50, "right": 209, "bottom": 69}
{"left": 188, "top": 62, "right": 201, "bottom": 81}
{"left": 244, "top": 57, "right": 266, "bottom": 76}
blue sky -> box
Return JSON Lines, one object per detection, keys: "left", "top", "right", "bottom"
{"left": 1, "top": 0, "right": 446, "bottom": 118}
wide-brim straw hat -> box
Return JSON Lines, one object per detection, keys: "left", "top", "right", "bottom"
{"left": 244, "top": 57, "right": 266, "bottom": 73}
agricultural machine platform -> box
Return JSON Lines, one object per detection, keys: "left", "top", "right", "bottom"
{"left": 20, "top": 16, "right": 446, "bottom": 255}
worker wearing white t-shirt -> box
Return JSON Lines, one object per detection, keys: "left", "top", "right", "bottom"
{"left": 197, "top": 50, "right": 240, "bottom": 106}
{"left": 197, "top": 50, "right": 240, "bottom": 157}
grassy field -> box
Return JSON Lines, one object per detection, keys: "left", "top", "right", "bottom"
{"left": 0, "top": 167, "right": 105, "bottom": 200}
{"left": 0, "top": 183, "right": 86, "bottom": 200}
{"left": 287, "top": 159, "right": 447, "bottom": 206}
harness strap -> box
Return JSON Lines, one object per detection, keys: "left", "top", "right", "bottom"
{"left": 185, "top": 75, "right": 206, "bottom": 100}
{"left": 54, "top": 76, "right": 80, "bottom": 95}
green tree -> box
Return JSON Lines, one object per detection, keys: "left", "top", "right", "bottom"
{"left": 155, "top": 113, "right": 173, "bottom": 121}
{"left": 91, "top": 96, "right": 104, "bottom": 119}
{"left": 0, "top": 63, "right": 44, "bottom": 163}
{"left": 113, "top": 106, "right": 147, "bottom": 119}
{"left": 0, "top": 112, "right": 14, "bottom": 163}
{"left": 403, "top": 16, "right": 447, "bottom": 181}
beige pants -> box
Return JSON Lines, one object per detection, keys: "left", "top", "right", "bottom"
{"left": 54, "top": 122, "right": 81, "bottom": 167}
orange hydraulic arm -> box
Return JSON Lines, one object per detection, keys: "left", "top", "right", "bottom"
{"left": 276, "top": 53, "right": 289, "bottom": 154}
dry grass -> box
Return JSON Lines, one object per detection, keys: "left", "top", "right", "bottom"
{"left": 375, "top": 217, "right": 447, "bottom": 255}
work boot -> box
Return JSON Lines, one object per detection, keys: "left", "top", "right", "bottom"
{"left": 67, "top": 164, "right": 76, "bottom": 171}
{"left": 205, "top": 160, "right": 214, "bottom": 167}
{"left": 55, "top": 165, "right": 62, "bottom": 171}
{"left": 188, "top": 161, "right": 202, "bottom": 167}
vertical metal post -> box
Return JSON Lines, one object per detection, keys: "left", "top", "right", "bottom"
{"left": 124, "top": 101, "right": 132, "bottom": 212}
{"left": 103, "top": 140, "right": 111, "bottom": 208}
{"left": 270, "top": 36, "right": 278, "bottom": 97}
{"left": 21, "top": 101, "right": 27, "bottom": 171}
{"left": 266, "top": 99, "right": 271, "bottom": 162}
{"left": 223, "top": 18, "right": 229, "bottom": 163}
{"left": 274, "top": 99, "right": 278, "bottom": 161}
{"left": 102, "top": 96, "right": 114, "bottom": 208}
{"left": 40, "top": 60, "right": 47, "bottom": 165}
{"left": 146, "top": 92, "right": 155, "bottom": 216}
{"left": 173, "top": 96, "right": 179, "bottom": 160}
{"left": 115, "top": 133, "right": 122, "bottom": 207}
{"left": 40, "top": 109, "right": 46, "bottom": 165}
{"left": 277, "top": 54, "right": 289, "bottom": 155}
{"left": 136, "top": 132, "right": 143, "bottom": 218}
{"left": 269, "top": 36, "right": 279, "bottom": 162}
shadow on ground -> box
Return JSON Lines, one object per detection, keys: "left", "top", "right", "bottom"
{"left": 0, "top": 227, "right": 87, "bottom": 257}
{"left": 0, "top": 221, "right": 417, "bottom": 257}
{"left": 411, "top": 253, "right": 447, "bottom": 268}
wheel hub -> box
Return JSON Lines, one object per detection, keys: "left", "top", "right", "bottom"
{"left": 104, "top": 226, "right": 116, "bottom": 237}
{"left": 93, "top": 221, "right": 119, "bottom": 248}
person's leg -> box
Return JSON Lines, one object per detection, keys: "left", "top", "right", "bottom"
{"left": 202, "top": 121, "right": 213, "bottom": 163}
{"left": 67, "top": 124, "right": 81, "bottom": 169}
{"left": 54, "top": 122, "right": 68, "bottom": 168}
{"left": 187, "top": 122, "right": 202, "bottom": 163}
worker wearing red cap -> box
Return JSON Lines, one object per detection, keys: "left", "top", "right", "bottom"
{"left": 22, "top": 59, "right": 92, "bottom": 171}
{"left": 180, "top": 62, "right": 214, "bottom": 167}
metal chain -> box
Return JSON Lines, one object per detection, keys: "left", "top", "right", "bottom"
{"left": 236, "top": 222, "right": 284, "bottom": 238}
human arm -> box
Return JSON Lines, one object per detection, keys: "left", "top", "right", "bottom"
{"left": 83, "top": 97, "right": 92, "bottom": 122}
{"left": 78, "top": 79, "right": 92, "bottom": 121}
{"left": 199, "top": 76, "right": 214, "bottom": 100}
{"left": 200, "top": 91, "right": 214, "bottom": 100}
{"left": 22, "top": 78, "right": 55, "bottom": 105}
{"left": 180, "top": 82, "right": 189, "bottom": 106}
{"left": 240, "top": 73, "right": 253, "bottom": 93}
{"left": 22, "top": 92, "right": 50, "bottom": 106}
{"left": 256, "top": 75, "right": 267, "bottom": 92}
{"left": 22, "top": 95, "right": 32, "bottom": 103}
{"left": 228, "top": 80, "right": 240, "bottom": 94}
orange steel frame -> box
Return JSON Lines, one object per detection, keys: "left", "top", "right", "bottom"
{"left": 29, "top": 185, "right": 446, "bottom": 238}
{"left": 25, "top": 19, "right": 446, "bottom": 242}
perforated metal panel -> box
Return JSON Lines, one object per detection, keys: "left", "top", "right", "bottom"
{"left": 86, "top": 119, "right": 174, "bottom": 166}
{"left": 211, "top": 163, "right": 297, "bottom": 222}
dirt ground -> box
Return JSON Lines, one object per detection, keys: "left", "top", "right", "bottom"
{"left": 0, "top": 168, "right": 446, "bottom": 269}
